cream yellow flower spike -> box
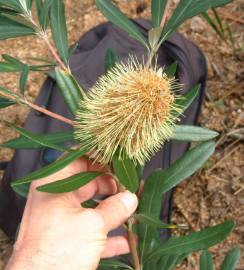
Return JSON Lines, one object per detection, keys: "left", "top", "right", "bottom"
{"left": 74, "top": 56, "right": 182, "bottom": 165}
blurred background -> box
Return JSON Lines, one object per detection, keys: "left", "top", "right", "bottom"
{"left": 0, "top": 0, "right": 243, "bottom": 269}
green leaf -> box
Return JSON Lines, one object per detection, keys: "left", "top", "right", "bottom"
{"left": 135, "top": 214, "right": 178, "bottom": 229}
{"left": 112, "top": 152, "right": 139, "bottom": 193}
{"left": 39, "top": 0, "right": 54, "bottom": 30}
{"left": 19, "top": 65, "right": 29, "bottom": 93}
{"left": 95, "top": 0, "right": 149, "bottom": 49}
{"left": 0, "top": 86, "right": 21, "bottom": 102}
{"left": 5, "top": 123, "right": 69, "bottom": 152}
{"left": 221, "top": 247, "right": 241, "bottom": 270}
{"left": 50, "top": 0, "right": 69, "bottom": 65}
{"left": 138, "top": 141, "right": 215, "bottom": 261}
{"left": 68, "top": 43, "right": 78, "bottom": 60}
{"left": 26, "top": 0, "right": 33, "bottom": 10}
{"left": 2, "top": 131, "right": 73, "bottom": 149}
{"left": 165, "top": 61, "right": 178, "bottom": 77}
{"left": 0, "top": 6, "right": 20, "bottom": 15}
{"left": 99, "top": 259, "right": 133, "bottom": 269}
{"left": 200, "top": 250, "right": 213, "bottom": 270}
{"left": 104, "top": 48, "right": 118, "bottom": 72}
{"left": 138, "top": 176, "right": 163, "bottom": 260}
{"left": 153, "top": 141, "right": 215, "bottom": 195}
{"left": 2, "top": 54, "right": 24, "bottom": 66}
{"left": 0, "top": 62, "right": 21, "bottom": 72}
{"left": 173, "top": 84, "right": 200, "bottom": 117}
{"left": 11, "top": 147, "right": 89, "bottom": 187}
{"left": 35, "top": 0, "right": 42, "bottom": 18}
{"left": 81, "top": 199, "right": 99, "bottom": 208}
{"left": 0, "top": 14, "right": 35, "bottom": 39}
{"left": 12, "top": 183, "right": 30, "bottom": 198}
{"left": 37, "top": 171, "right": 102, "bottom": 193}
{"left": 145, "top": 221, "right": 235, "bottom": 263}
{"left": 172, "top": 125, "right": 219, "bottom": 142}
{"left": 0, "top": 97, "right": 16, "bottom": 108}
{"left": 162, "top": 0, "right": 232, "bottom": 41}
{"left": 55, "top": 68, "right": 84, "bottom": 115}
{"left": 151, "top": 0, "right": 168, "bottom": 28}
{"left": 158, "top": 255, "right": 179, "bottom": 270}
{"left": 0, "top": 1, "right": 21, "bottom": 11}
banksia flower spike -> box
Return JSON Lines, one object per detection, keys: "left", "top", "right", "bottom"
{"left": 74, "top": 57, "right": 182, "bottom": 165}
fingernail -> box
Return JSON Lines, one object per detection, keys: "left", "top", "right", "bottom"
{"left": 119, "top": 191, "right": 138, "bottom": 212}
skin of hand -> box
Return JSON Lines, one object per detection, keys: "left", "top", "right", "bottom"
{"left": 6, "top": 157, "right": 138, "bottom": 270}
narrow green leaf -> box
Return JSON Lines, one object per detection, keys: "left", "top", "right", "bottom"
{"left": 35, "top": 0, "right": 42, "bottom": 20}
{"left": 151, "top": 0, "right": 168, "bottom": 28}
{"left": 112, "top": 152, "right": 139, "bottom": 193}
{"left": 55, "top": 68, "right": 84, "bottom": 115}
{"left": 95, "top": 0, "right": 149, "bottom": 49}
{"left": 12, "top": 183, "right": 30, "bottom": 198}
{"left": 172, "top": 125, "right": 219, "bottom": 142}
{"left": 2, "top": 131, "right": 73, "bottom": 149}
{"left": 138, "top": 176, "right": 163, "bottom": 260}
{"left": 39, "top": 0, "right": 54, "bottom": 30}
{"left": 138, "top": 141, "right": 215, "bottom": 261}
{"left": 11, "top": 147, "right": 89, "bottom": 187}
{"left": 173, "top": 84, "right": 200, "bottom": 117}
{"left": 202, "top": 11, "right": 222, "bottom": 38}
{"left": 145, "top": 221, "right": 235, "bottom": 263}
{"left": 0, "top": 62, "right": 21, "bottom": 72}
{"left": 37, "top": 171, "right": 102, "bottom": 193}
{"left": 162, "top": 0, "right": 232, "bottom": 41}
{"left": 221, "top": 247, "right": 241, "bottom": 270}
{"left": 0, "top": 1, "right": 21, "bottom": 11}
{"left": 158, "top": 254, "right": 179, "bottom": 270}
{"left": 81, "top": 199, "right": 99, "bottom": 208}
{"left": 104, "top": 48, "right": 118, "bottom": 72}
{"left": 0, "top": 98, "right": 16, "bottom": 108}
{"left": 26, "top": 0, "right": 33, "bottom": 10}
{"left": 19, "top": 65, "right": 29, "bottom": 93}
{"left": 50, "top": 0, "right": 69, "bottom": 65}
{"left": 68, "top": 43, "right": 78, "bottom": 60}
{"left": 165, "top": 61, "right": 178, "bottom": 77}
{"left": 2, "top": 54, "right": 24, "bottom": 66}
{"left": 99, "top": 259, "right": 133, "bottom": 269}
{"left": 157, "top": 253, "right": 189, "bottom": 270}
{"left": 212, "top": 8, "right": 225, "bottom": 35}
{"left": 0, "top": 6, "right": 20, "bottom": 15}
{"left": 0, "top": 14, "right": 35, "bottom": 39}
{"left": 135, "top": 214, "right": 178, "bottom": 229}
{"left": 0, "top": 86, "right": 21, "bottom": 102}
{"left": 200, "top": 250, "right": 213, "bottom": 270}
{"left": 6, "top": 123, "right": 69, "bottom": 152}
{"left": 154, "top": 141, "right": 215, "bottom": 194}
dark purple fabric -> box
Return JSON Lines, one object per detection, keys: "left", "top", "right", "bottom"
{"left": 0, "top": 20, "right": 207, "bottom": 238}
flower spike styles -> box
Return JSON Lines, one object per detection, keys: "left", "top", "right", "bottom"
{"left": 74, "top": 56, "right": 182, "bottom": 165}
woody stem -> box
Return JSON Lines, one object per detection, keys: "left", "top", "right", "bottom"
{"left": 0, "top": 90, "right": 74, "bottom": 126}
{"left": 127, "top": 218, "right": 141, "bottom": 270}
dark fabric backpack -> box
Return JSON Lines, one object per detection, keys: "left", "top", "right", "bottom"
{"left": 0, "top": 20, "right": 207, "bottom": 239}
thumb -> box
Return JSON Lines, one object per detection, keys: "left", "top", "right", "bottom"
{"left": 95, "top": 191, "right": 138, "bottom": 232}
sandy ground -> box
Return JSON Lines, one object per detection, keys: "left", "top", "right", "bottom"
{"left": 0, "top": 0, "right": 243, "bottom": 269}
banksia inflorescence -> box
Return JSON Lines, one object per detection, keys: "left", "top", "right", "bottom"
{"left": 75, "top": 57, "right": 182, "bottom": 165}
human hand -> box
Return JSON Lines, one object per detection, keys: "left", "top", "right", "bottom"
{"left": 6, "top": 157, "right": 138, "bottom": 270}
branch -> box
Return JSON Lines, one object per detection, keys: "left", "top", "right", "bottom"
{"left": 127, "top": 218, "right": 141, "bottom": 270}
{"left": 0, "top": 90, "right": 74, "bottom": 126}
{"left": 42, "top": 36, "right": 67, "bottom": 71}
